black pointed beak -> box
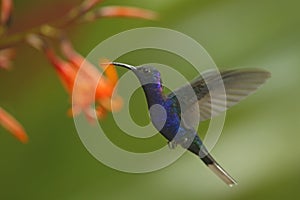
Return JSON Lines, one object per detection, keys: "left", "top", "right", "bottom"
{"left": 110, "top": 62, "right": 137, "bottom": 70}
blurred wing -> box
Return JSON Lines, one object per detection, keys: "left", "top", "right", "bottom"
{"left": 167, "top": 69, "right": 270, "bottom": 127}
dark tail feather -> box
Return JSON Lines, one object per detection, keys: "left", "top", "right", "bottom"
{"left": 187, "top": 136, "right": 237, "bottom": 186}
{"left": 201, "top": 153, "right": 237, "bottom": 187}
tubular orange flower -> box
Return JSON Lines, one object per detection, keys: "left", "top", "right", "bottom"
{"left": 99, "top": 59, "right": 122, "bottom": 112}
{"left": 82, "top": 6, "right": 158, "bottom": 22}
{"left": 60, "top": 38, "right": 113, "bottom": 98}
{"left": 99, "top": 6, "right": 158, "bottom": 20}
{"left": 0, "top": 107, "right": 28, "bottom": 143}
{"left": 39, "top": 38, "right": 122, "bottom": 120}
{"left": 0, "top": 0, "right": 13, "bottom": 27}
{"left": 70, "top": 56, "right": 123, "bottom": 119}
{"left": 44, "top": 49, "right": 77, "bottom": 93}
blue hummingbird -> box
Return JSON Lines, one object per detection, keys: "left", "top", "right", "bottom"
{"left": 111, "top": 62, "right": 270, "bottom": 186}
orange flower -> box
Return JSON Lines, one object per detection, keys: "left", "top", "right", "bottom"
{"left": 0, "top": 107, "right": 28, "bottom": 143}
{"left": 44, "top": 40, "right": 122, "bottom": 121}
{"left": 82, "top": 6, "right": 158, "bottom": 22}
{"left": 0, "top": 0, "right": 13, "bottom": 27}
{"left": 98, "top": 6, "right": 158, "bottom": 20}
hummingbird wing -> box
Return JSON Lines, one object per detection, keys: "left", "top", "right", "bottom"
{"left": 167, "top": 69, "right": 270, "bottom": 127}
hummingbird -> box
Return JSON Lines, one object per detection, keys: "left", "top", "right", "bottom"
{"left": 110, "top": 62, "right": 270, "bottom": 186}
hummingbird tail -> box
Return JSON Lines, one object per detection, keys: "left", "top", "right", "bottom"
{"left": 201, "top": 153, "right": 237, "bottom": 187}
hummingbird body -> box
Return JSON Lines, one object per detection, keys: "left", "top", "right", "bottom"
{"left": 135, "top": 71, "right": 181, "bottom": 141}
{"left": 135, "top": 70, "right": 197, "bottom": 146}
{"left": 137, "top": 76, "right": 214, "bottom": 168}
{"left": 111, "top": 62, "right": 271, "bottom": 186}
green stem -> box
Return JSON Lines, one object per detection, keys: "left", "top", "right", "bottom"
{"left": 0, "top": 27, "right": 37, "bottom": 50}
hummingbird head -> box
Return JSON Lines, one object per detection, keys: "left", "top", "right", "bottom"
{"left": 111, "top": 62, "right": 162, "bottom": 86}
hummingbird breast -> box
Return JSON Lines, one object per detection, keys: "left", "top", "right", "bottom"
{"left": 142, "top": 83, "right": 181, "bottom": 141}
{"left": 149, "top": 99, "right": 182, "bottom": 142}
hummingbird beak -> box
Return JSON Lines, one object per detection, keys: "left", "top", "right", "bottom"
{"left": 110, "top": 62, "right": 137, "bottom": 71}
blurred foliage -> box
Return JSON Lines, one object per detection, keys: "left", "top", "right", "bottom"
{"left": 1, "top": 0, "right": 300, "bottom": 199}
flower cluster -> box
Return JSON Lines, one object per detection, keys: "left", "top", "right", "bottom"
{"left": 44, "top": 37, "right": 123, "bottom": 121}
{"left": 0, "top": 0, "right": 157, "bottom": 143}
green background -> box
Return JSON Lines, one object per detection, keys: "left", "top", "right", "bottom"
{"left": 1, "top": 0, "right": 300, "bottom": 199}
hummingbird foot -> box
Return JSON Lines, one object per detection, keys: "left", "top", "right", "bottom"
{"left": 171, "top": 127, "right": 197, "bottom": 149}
{"left": 168, "top": 141, "right": 177, "bottom": 149}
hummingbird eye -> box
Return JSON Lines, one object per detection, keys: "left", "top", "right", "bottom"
{"left": 143, "top": 68, "right": 151, "bottom": 73}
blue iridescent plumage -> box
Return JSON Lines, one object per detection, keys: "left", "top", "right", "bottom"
{"left": 112, "top": 62, "right": 270, "bottom": 186}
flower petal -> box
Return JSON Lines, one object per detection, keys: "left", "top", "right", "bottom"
{"left": 0, "top": 107, "right": 28, "bottom": 143}
{"left": 1, "top": 0, "right": 13, "bottom": 27}
{"left": 90, "top": 6, "right": 158, "bottom": 21}
{"left": 100, "top": 59, "right": 118, "bottom": 87}
{"left": 45, "top": 49, "right": 77, "bottom": 93}
{"left": 0, "top": 48, "right": 16, "bottom": 70}
{"left": 98, "top": 95, "right": 123, "bottom": 112}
